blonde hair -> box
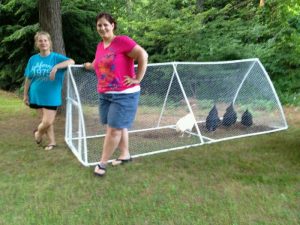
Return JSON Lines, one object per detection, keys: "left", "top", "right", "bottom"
{"left": 34, "top": 31, "right": 53, "bottom": 51}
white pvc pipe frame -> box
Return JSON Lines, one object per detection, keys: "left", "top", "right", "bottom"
{"left": 65, "top": 58, "right": 288, "bottom": 167}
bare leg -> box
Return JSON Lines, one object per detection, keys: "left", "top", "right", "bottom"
{"left": 117, "top": 128, "right": 130, "bottom": 159}
{"left": 100, "top": 126, "right": 122, "bottom": 162}
{"left": 34, "top": 109, "right": 57, "bottom": 144}
{"left": 45, "top": 124, "right": 56, "bottom": 147}
{"left": 110, "top": 128, "right": 131, "bottom": 166}
{"left": 94, "top": 126, "right": 122, "bottom": 175}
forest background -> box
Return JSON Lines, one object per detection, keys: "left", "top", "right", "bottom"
{"left": 0, "top": 0, "right": 299, "bottom": 105}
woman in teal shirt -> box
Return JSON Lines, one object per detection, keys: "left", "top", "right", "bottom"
{"left": 23, "top": 31, "right": 75, "bottom": 150}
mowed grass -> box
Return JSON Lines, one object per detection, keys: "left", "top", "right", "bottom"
{"left": 0, "top": 90, "right": 299, "bottom": 225}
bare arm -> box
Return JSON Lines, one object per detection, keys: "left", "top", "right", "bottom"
{"left": 23, "top": 78, "right": 30, "bottom": 105}
{"left": 50, "top": 59, "right": 75, "bottom": 80}
{"left": 83, "top": 60, "right": 95, "bottom": 70}
{"left": 125, "top": 45, "right": 148, "bottom": 85}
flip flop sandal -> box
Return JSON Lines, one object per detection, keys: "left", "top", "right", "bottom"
{"left": 94, "top": 164, "right": 106, "bottom": 177}
{"left": 111, "top": 157, "right": 132, "bottom": 166}
{"left": 44, "top": 144, "right": 57, "bottom": 151}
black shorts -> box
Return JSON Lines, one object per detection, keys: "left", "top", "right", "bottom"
{"left": 29, "top": 104, "right": 58, "bottom": 111}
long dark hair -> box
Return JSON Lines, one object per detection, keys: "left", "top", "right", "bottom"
{"left": 96, "top": 12, "right": 117, "bottom": 31}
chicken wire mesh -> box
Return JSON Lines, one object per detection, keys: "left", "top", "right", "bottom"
{"left": 65, "top": 59, "right": 288, "bottom": 166}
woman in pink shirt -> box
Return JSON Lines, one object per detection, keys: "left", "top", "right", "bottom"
{"left": 84, "top": 12, "right": 148, "bottom": 176}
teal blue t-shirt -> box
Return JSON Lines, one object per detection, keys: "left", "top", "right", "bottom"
{"left": 24, "top": 52, "right": 69, "bottom": 106}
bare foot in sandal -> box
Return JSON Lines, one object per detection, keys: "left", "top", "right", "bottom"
{"left": 112, "top": 157, "right": 132, "bottom": 166}
{"left": 44, "top": 144, "right": 57, "bottom": 150}
{"left": 94, "top": 163, "right": 107, "bottom": 176}
{"left": 33, "top": 129, "right": 42, "bottom": 145}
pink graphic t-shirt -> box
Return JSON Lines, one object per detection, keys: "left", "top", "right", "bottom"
{"left": 93, "top": 35, "right": 138, "bottom": 93}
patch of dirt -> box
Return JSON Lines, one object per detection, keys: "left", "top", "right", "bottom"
{"left": 0, "top": 110, "right": 66, "bottom": 146}
{"left": 135, "top": 128, "right": 179, "bottom": 139}
{"left": 0, "top": 92, "right": 299, "bottom": 148}
{"left": 284, "top": 106, "right": 300, "bottom": 126}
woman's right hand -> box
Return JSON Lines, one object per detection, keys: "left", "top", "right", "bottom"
{"left": 84, "top": 62, "right": 93, "bottom": 70}
{"left": 23, "top": 95, "right": 29, "bottom": 106}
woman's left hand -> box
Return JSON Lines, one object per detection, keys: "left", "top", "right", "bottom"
{"left": 124, "top": 76, "right": 140, "bottom": 86}
{"left": 50, "top": 67, "right": 57, "bottom": 80}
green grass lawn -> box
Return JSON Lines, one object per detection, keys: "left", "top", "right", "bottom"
{"left": 0, "top": 90, "right": 299, "bottom": 225}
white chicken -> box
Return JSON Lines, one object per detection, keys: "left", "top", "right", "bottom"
{"left": 175, "top": 113, "right": 195, "bottom": 137}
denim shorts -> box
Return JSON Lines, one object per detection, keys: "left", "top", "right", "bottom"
{"left": 99, "top": 92, "right": 140, "bottom": 128}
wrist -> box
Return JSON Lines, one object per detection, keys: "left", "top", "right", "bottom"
{"left": 136, "top": 78, "right": 141, "bottom": 84}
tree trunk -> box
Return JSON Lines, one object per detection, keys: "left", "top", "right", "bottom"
{"left": 39, "top": 0, "right": 65, "bottom": 55}
{"left": 39, "top": 0, "right": 67, "bottom": 114}
{"left": 259, "top": 0, "right": 265, "bottom": 7}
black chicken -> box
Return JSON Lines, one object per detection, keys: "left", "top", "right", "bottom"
{"left": 206, "top": 105, "right": 221, "bottom": 132}
{"left": 241, "top": 109, "right": 253, "bottom": 127}
{"left": 222, "top": 103, "right": 237, "bottom": 127}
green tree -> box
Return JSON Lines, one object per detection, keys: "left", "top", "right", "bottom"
{"left": 0, "top": 0, "right": 38, "bottom": 90}
{"left": 0, "top": 0, "right": 299, "bottom": 105}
